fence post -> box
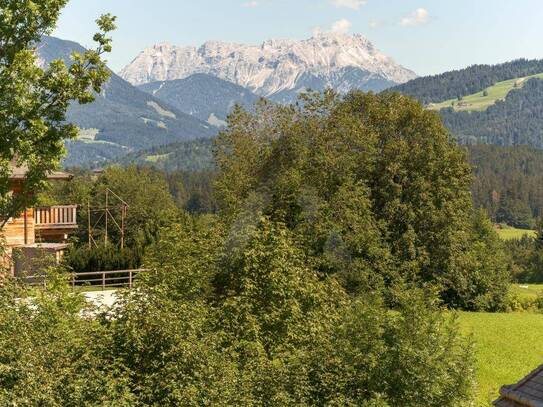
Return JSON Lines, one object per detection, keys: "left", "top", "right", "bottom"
{"left": 129, "top": 270, "right": 133, "bottom": 289}
{"left": 102, "top": 272, "right": 105, "bottom": 290}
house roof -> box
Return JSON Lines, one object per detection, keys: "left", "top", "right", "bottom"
{"left": 8, "top": 160, "right": 72, "bottom": 181}
{"left": 494, "top": 365, "right": 543, "bottom": 407}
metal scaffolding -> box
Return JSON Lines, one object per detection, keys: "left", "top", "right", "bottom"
{"left": 87, "top": 188, "right": 129, "bottom": 249}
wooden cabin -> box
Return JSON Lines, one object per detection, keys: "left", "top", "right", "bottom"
{"left": 2, "top": 163, "right": 78, "bottom": 276}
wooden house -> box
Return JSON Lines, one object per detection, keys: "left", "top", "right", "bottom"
{"left": 494, "top": 365, "right": 543, "bottom": 406}
{"left": 2, "top": 162, "right": 78, "bottom": 276}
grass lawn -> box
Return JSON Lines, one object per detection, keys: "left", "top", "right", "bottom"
{"left": 496, "top": 227, "right": 536, "bottom": 241}
{"left": 511, "top": 284, "right": 543, "bottom": 301}
{"left": 428, "top": 72, "right": 543, "bottom": 112}
{"left": 458, "top": 312, "right": 543, "bottom": 406}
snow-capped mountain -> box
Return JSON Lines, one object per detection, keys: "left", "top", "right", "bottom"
{"left": 120, "top": 33, "right": 417, "bottom": 101}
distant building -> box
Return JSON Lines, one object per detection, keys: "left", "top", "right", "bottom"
{"left": 2, "top": 161, "right": 78, "bottom": 276}
{"left": 494, "top": 365, "right": 543, "bottom": 406}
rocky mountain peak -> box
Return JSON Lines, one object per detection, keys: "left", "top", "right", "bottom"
{"left": 120, "top": 33, "right": 417, "bottom": 99}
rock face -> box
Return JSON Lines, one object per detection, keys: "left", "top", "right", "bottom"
{"left": 120, "top": 33, "right": 417, "bottom": 101}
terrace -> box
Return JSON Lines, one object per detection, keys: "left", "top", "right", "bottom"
{"left": 34, "top": 205, "right": 78, "bottom": 241}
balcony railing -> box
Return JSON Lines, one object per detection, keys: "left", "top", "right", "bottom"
{"left": 35, "top": 205, "right": 77, "bottom": 228}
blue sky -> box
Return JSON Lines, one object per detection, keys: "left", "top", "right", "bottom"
{"left": 53, "top": 0, "right": 543, "bottom": 76}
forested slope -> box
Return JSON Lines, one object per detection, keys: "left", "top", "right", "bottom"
{"left": 392, "top": 58, "right": 543, "bottom": 104}
{"left": 392, "top": 59, "right": 543, "bottom": 149}
{"left": 468, "top": 144, "right": 543, "bottom": 228}
{"left": 444, "top": 79, "right": 543, "bottom": 147}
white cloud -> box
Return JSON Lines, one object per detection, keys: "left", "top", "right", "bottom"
{"left": 242, "top": 1, "right": 259, "bottom": 7}
{"left": 331, "top": 18, "right": 352, "bottom": 33}
{"left": 331, "top": 0, "right": 367, "bottom": 10}
{"left": 400, "top": 8, "right": 430, "bottom": 27}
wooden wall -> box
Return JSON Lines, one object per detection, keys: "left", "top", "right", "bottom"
{"left": 3, "top": 208, "right": 35, "bottom": 247}
{"left": 2, "top": 180, "right": 35, "bottom": 247}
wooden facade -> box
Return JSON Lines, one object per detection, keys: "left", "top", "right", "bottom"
{"left": 1, "top": 169, "right": 77, "bottom": 276}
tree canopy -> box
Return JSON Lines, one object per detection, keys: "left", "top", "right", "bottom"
{"left": 215, "top": 91, "right": 509, "bottom": 310}
{"left": 0, "top": 217, "right": 476, "bottom": 406}
{"left": 0, "top": 0, "right": 115, "bottom": 225}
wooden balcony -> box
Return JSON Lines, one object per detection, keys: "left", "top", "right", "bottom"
{"left": 35, "top": 205, "right": 78, "bottom": 229}
{"left": 35, "top": 205, "right": 78, "bottom": 242}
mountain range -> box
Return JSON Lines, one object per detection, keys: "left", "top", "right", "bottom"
{"left": 38, "top": 36, "right": 215, "bottom": 167}
{"left": 42, "top": 33, "right": 543, "bottom": 170}
{"left": 120, "top": 33, "right": 417, "bottom": 102}
{"left": 39, "top": 33, "right": 416, "bottom": 166}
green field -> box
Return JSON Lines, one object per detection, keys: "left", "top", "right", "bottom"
{"left": 144, "top": 152, "right": 173, "bottom": 163}
{"left": 496, "top": 227, "right": 537, "bottom": 241}
{"left": 458, "top": 312, "right": 543, "bottom": 406}
{"left": 511, "top": 283, "right": 543, "bottom": 301}
{"left": 428, "top": 72, "right": 543, "bottom": 112}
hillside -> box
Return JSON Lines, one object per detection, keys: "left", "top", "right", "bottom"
{"left": 138, "top": 74, "right": 260, "bottom": 127}
{"left": 428, "top": 72, "right": 543, "bottom": 112}
{"left": 442, "top": 78, "right": 543, "bottom": 148}
{"left": 392, "top": 58, "right": 543, "bottom": 104}
{"left": 120, "top": 33, "right": 417, "bottom": 102}
{"left": 117, "top": 138, "right": 215, "bottom": 172}
{"left": 39, "top": 36, "right": 216, "bottom": 167}
{"left": 468, "top": 144, "right": 543, "bottom": 228}
{"left": 392, "top": 59, "right": 543, "bottom": 150}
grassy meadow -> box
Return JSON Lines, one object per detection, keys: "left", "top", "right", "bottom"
{"left": 458, "top": 311, "right": 543, "bottom": 406}
{"left": 428, "top": 72, "right": 543, "bottom": 112}
{"left": 144, "top": 153, "right": 173, "bottom": 163}
{"left": 458, "top": 223, "right": 541, "bottom": 405}
{"left": 496, "top": 227, "right": 537, "bottom": 241}
{"left": 511, "top": 283, "right": 543, "bottom": 301}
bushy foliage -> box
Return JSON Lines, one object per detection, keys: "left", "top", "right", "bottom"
{"left": 42, "top": 166, "right": 182, "bottom": 272}
{"left": 0, "top": 274, "right": 134, "bottom": 405}
{"left": 63, "top": 244, "right": 140, "bottom": 273}
{"left": 97, "top": 217, "right": 475, "bottom": 406}
{"left": 504, "top": 221, "right": 543, "bottom": 283}
{"left": 440, "top": 210, "right": 510, "bottom": 310}
{"left": 214, "top": 92, "right": 509, "bottom": 310}
{"left": 0, "top": 218, "right": 476, "bottom": 405}
{"left": 165, "top": 170, "right": 218, "bottom": 214}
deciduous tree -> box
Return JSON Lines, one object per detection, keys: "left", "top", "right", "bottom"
{"left": 0, "top": 0, "right": 115, "bottom": 225}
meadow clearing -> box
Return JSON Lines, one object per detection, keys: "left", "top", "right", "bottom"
{"left": 459, "top": 310, "right": 543, "bottom": 406}
{"left": 428, "top": 72, "right": 543, "bottom": 112}
{"left": 496, "top": 227, "right": 537, "bottom": 241}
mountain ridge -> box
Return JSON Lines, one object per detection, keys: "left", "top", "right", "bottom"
{"left": 38, "top": 36, "right": 216, "bottom": 167}
{"left": 120, "top": 33, "right": 416, "bottom": 102}
{"left": 138, "top": 74, "right": 261, "bottom": 126}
